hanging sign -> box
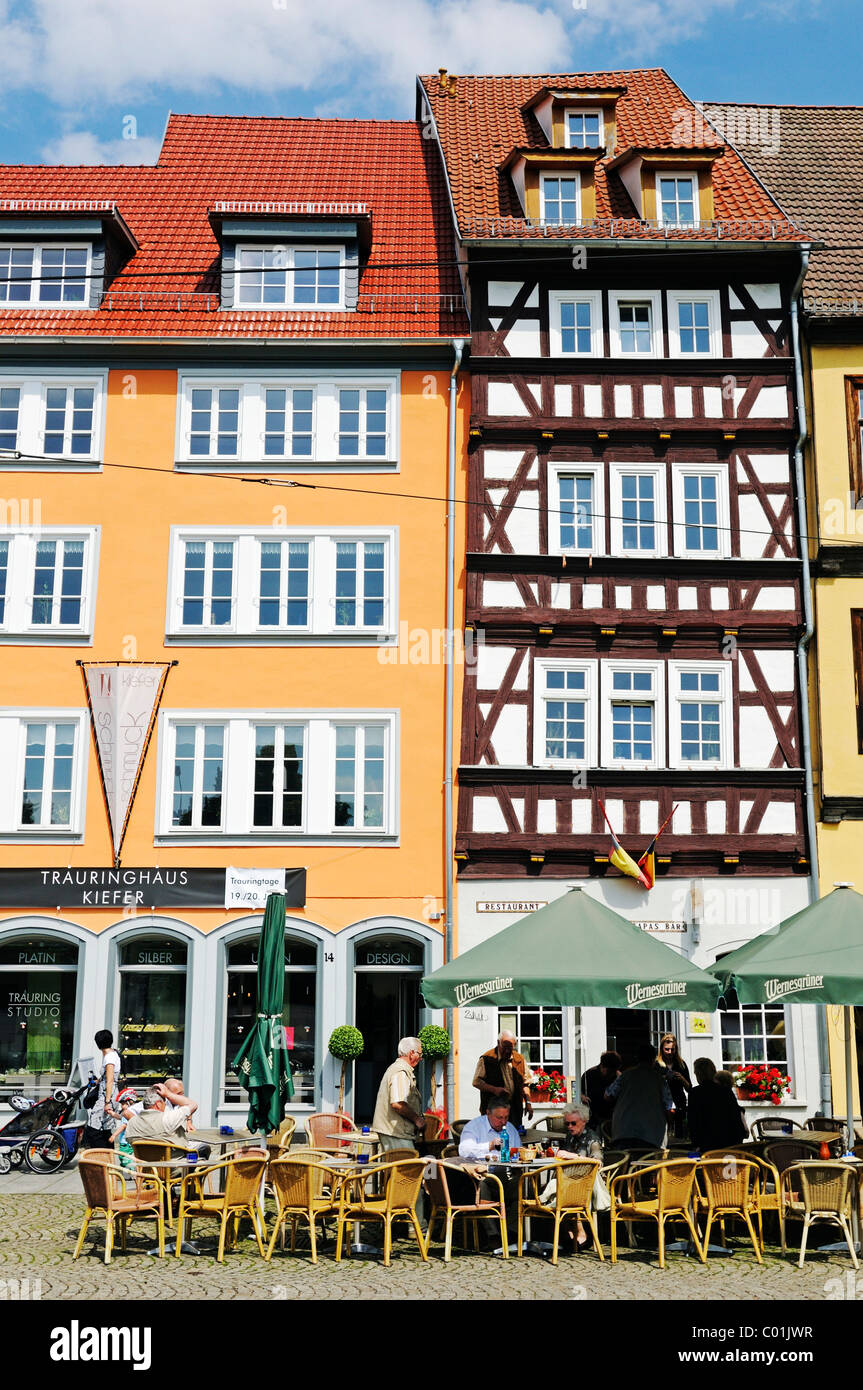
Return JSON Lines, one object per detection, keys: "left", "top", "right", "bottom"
{"left": 81, "top": 662, "right": 173, "bottom": 862}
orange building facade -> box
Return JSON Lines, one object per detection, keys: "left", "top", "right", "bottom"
{"left": 0, "top": 117, "right": 468, "bottom": 1123}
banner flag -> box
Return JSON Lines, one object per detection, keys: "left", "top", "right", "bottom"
{"left": 81, "top": 662, "right": 173, "bottom": 863}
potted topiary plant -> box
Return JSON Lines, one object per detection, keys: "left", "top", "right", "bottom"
{"left": 418, "top": 1023, "right": 451, "bottom": 1110}
{"left": 328, "top": 1025, "right": 364, "bottom": 1113}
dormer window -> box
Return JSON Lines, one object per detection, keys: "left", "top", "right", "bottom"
{"left": 540, "top": 174, "right": 580, "bottom": 226}
{"left": 657, "top": 175, "right": 697, "bottom": 227}
{"left": 0, "top": 244, "right": 90, "bottom": 306}
{"left": 564, "top": 110, "right": 602, "bottom": 150}
{"left": 235, "top": 245, "right": 343, "bottom": 309}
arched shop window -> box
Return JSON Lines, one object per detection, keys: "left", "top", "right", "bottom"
{"left": 118, "top": 937, "right": 187, "bottom": 1090}
{"left": 224, "top": 935, "right": 317, "bottom": 1106}
{"left": 0, "top": 935, "right": 78, "bottom": 1097}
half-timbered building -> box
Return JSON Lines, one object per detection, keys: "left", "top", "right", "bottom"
{"left": 420, "top": 68, "right": 824, "bottom": 1119}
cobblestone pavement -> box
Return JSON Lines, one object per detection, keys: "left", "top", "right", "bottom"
{"left": 0, "top": 1195, "right": 855, "bottom": 1300}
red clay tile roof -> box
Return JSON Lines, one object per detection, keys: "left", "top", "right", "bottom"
{"left": 0, "top": 116, "right": 466, "bottom": 341}
{"left": 420, "top": 69, "right": 803, "bottom": 242}
{"left": 703, "top": 103, "right": 863, "bottom": 311}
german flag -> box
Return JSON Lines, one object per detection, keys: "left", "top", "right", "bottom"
{"left": 598, "top": 801, "right": 651, "bottom": 890}
{"left": 637, "top": 804, "right": 679, "bottom": 891}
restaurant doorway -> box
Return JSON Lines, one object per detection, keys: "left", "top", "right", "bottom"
{"left": 352, "top": 936, "right": 423, "bottom": 1123}
{"left": 606, "top": 1009, "right": 675, "bottom": 1070}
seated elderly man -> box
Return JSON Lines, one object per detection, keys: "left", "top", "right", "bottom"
{"left": 126, "top": 1083, "right": 211, "bottom": 1159}
{"left": 459, "top": 1096, "right": 521, "bottom": 1161}
{"left": 458, "top": 1097, "right": 521, "bottom": 1248}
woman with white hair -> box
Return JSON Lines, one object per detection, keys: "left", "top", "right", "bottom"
{"left": 558, "top": 1103, "right": 603, "bottom": 1159}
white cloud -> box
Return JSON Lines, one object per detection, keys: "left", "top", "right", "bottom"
{"left": 40, "top": 131, "right": 161, "bottom": 166}
{"left": 0, "top": 0, "right": 807, "bottom": 114}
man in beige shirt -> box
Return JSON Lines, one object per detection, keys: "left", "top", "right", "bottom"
{"left": 372, "top": 1037, "right": 425, "bottom": 1152}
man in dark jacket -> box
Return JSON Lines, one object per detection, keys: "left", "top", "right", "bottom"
{"left": 472, "top": 1031, "right": 533, "bottom": 1127}
{"left": 687, "top": 1057, "right": 747, "bottom": 1153}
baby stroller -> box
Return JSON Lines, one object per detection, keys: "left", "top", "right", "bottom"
{"left": 0, "top": 1077, "right": 96, "bottom": 1175}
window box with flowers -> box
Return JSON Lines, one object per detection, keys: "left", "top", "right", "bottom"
{"left": 734, "top": 1064, "right": 791, "bottom": 1106}
{"left": 530, "top": 1069, "right": 568, "bottom": 1104}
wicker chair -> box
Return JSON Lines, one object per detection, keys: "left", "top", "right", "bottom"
{"left": 334, "top": 1159, "right": 428, "bottom": 1266}
{"left": 763, "top": 1139, "right": 819, "bottom": 1176}
{"left": 377, "top": 1147, "right": 419, "bottom": 1162}
{"left": 265, "top": 1156, "right": 342, "bottom": 1263}
{"left": 423, "top": 1114, "right": 445, "bottom": 1141}
{"left": 266, "top": 1115, "right": 297, "bottom": 1160}
{"left": 175, "top": 1150, "right": 268, "bottom": 1263}
{"left": 697, "top": 1157, "right": 762, "bottom": 1262}
{"left": 74, "top": 1150, "right": 165, "bottom": 1264}
{"left": 701, "top": 1148, "right": 784, "bottom": 1252}
{"left": 519, "top": 1157, "right": 603, "bottom": 1265}
{"left": 780, "top": 1161, "right": 860, "bottom": 1268}
{"left": 751, "top": 1117, "right": 803, "bottom": 1141}
{"left": 610, "top": 1159, "right": 704, "bottom": 1268}
{"left": 130, "top": 1138, "right": 190, "bottom": 1226}
{"left": 803, "top": 1117, "right": 846, "bottom": 1134}
{"left": 423, "top": 1160, "right": 508, "bottom": 1261}
{"left": 304, "top": 1112, "right": 354, "bottom": 1152}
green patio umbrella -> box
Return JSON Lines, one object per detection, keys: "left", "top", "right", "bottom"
{"left": 421, "top": 888, "right": 721, "bottom": 1012}
{"left": 711, "top": 883, "right": 863, "bottom": 1145}
{"left": 231, "top": 891, "right": 293, "bottom": 1135}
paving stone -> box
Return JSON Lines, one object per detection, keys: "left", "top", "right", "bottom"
{"left": 0, "top": 1194, "right": 855, "bottom": 1301}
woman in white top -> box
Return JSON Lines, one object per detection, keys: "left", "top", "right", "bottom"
{"left": 82, "top": 1029, "right": 121, "bottom": 1149}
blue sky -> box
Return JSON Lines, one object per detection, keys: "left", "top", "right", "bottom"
{"left": 0, "top": 0, "right": 858, "bottom": 166}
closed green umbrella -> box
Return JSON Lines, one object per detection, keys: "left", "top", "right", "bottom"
{"left": 421, "top": 888, "right": 721, "bottom": 1011}
{"left": 711, "top": 883, "right": 863, "bottom": 1145}
{"left": 231, "top": 891, "right": 293, "bottom": 1135}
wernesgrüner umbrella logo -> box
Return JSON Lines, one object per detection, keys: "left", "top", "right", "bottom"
{"left": 764, "top": 974, "right": 823, "bottom": 1002}
{"left": 455, "top": 977, "right": 513, "bottom": 1005}
{"left": 626, "top": 981, "right": 687, "bottom": 1008}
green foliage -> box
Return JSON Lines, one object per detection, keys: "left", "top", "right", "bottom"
{"left": 328, "top": 1025, "right": 364, "bottom": 1061}
{"left": 418, "top": 1024, "right": 451, "bottom": 1060}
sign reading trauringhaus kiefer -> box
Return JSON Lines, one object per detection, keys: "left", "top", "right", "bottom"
{"left": 0, "top": 868, "right": 307, "bottom": 909}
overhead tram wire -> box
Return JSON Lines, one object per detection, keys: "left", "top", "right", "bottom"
{"left": 1, "top": 446, "right": 860, "bottom": 552}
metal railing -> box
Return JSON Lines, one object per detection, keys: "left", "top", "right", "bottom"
{"left": 461, "top": 214, "right": 806, "bottom": 241}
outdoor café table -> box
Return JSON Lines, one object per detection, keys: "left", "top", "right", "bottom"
{"left": 325, "top": 1130, "right": 381, "bottom": 1156}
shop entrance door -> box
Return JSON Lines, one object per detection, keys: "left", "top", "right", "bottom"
{"left": 353, "top": 938, "right": 423, "bottom": 1123}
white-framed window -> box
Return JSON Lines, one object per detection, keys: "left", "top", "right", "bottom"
{"left": 234, "top": 245, "right": 344, "bottom": 310}
{"left": 170, "top": 722, "right": 227, "bottom": 830}
{"left": 719, "top": 981, "right": 790, "bottom": 1082}
{"left": 252, "top": 722, "right": 306, "bottom": 829}
{"left": 671, "top": 464, "right": 729, "bottom": 558}
{"left": 0, "top": 529, "right": 99, "bottom": 640}
{"left": 609, "top": 290, "right": 663, "bottom": 357}
{"left": 166, "top": 527, "right": 396, "bottom": 641}
{"left": 498, "top": 1004, "right": 566, "bottom": 1070}
{"left": 176, "top": 375, "right": 398, "bottom": 467}
{"left": 0, "top": 710, "right": 88, "bottom": 838}
{"left": 156, "top": 709, "right": 398, "bottom": 841}
{"left": 548, "top": 464, "right": 604, "bottom": 556}
{"left": 548, "top": 290, "right": 602, "bottom": 357}
{"left": 669, "top": 661, "right": 732, "bottom": 769}
{"left": 563, "top": 110, "right": 603, "bottom": 149}
{"left": 601, "top": 660, "right": 665, "bottom": 769}
{"left": 668, "top": 290, "right": 721, "bottom": 357}
{"left": 540, "top": 174, "right": 581, "bottom": 226}
{"left": 533, "top": 659, "right": 598, "bottom": 767}
{"left": 0, "top": 374, "right": 105, "bottom": 465}
{"left": 333, "top": 721, "right": 389, "bottom": 830}
{"left": 0, "top": 244, "right": 91, "bottom": 306}
{"left": 179, "top": 539, "right": 235, "bottom": 629}
{"left": 609, "top": 462, "right": 667, "bottom": 557}
{"left": 656, "top": 174, "right": 698, "bottom": 227}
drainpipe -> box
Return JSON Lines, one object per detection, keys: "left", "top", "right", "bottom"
{"left": 444, "top": 338, "right": 466, "bottom": 1124}
{"left": 789, "top": 245, "right": 831, "bottom": 1112}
